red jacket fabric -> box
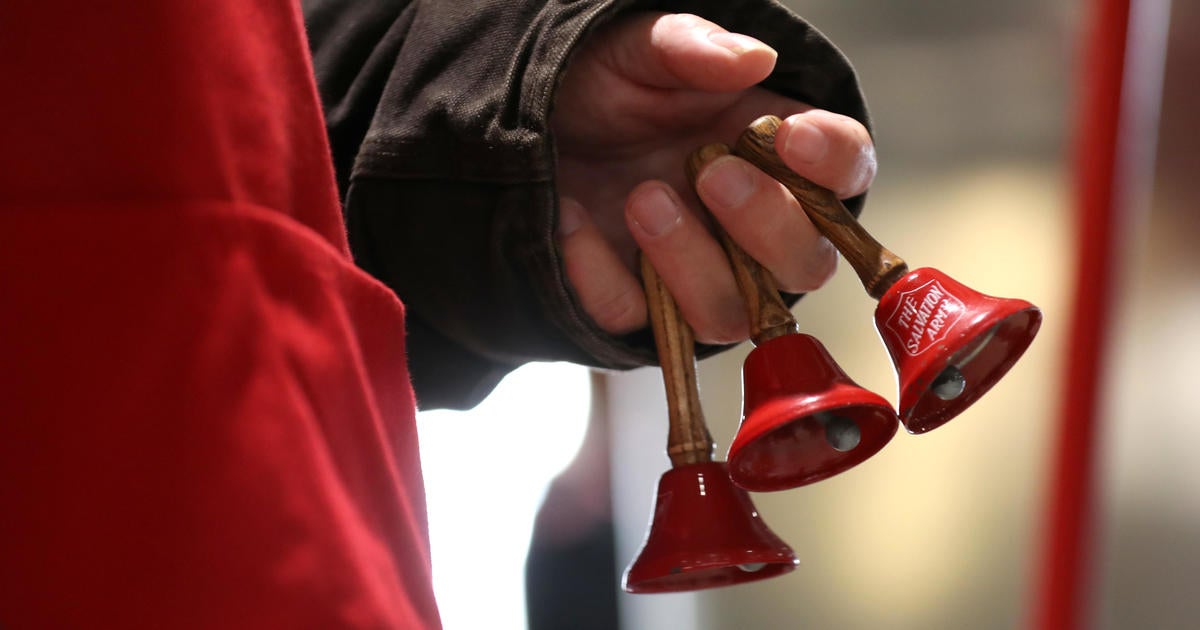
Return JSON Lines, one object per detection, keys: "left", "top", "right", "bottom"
{"left": 0, "top": 2, "right": 440, "bottom": 627}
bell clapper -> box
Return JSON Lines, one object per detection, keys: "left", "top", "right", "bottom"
{"left": 738, "top": 563, "right": 768, "bottom": 573}
{"left": 815, "top": 412, "right": 862, "bottom": 452}
{"left": 930, "top": 323, "right": 1000, "bottom": 401}
{"left": 931, "top": 365, "right": 967, "bottom": 401}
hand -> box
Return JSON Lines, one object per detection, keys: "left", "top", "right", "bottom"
{"left": 552, "top": 12, "right": 876, "bottom": 344}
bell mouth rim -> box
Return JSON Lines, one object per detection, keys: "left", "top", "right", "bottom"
{"left": 901, "top": 304, "right": 1043, "bottom": 434}
{"left": 622, "top": 553, "right": 798, "bottom": 594}
{"left": 727, "top": 397, "right": 899, "bottom": 492}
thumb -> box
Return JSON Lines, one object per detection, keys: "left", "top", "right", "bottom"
{"left": 597, "top": 13, "right": 777, "bottom": 92}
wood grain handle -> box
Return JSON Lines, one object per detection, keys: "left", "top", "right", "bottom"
{"left": 640, "top": 254, "right": 714, "bottom": 467}
{"left": 734, "top": 115, "right": 909, "bottom": 300}
{"left": 686, "top": 143, "right": 799, "bottom": 345}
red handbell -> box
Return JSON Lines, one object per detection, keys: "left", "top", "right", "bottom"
{"left": 683, "top": 142, "right": 899, "bottom": 493}
{"left": 624, "top": 256, "right": 799, "bottom": 594}
{"left": 875, "top": 267, "right": 1042, "bottom": 433}
{"left": 623, "top": 461, "right": 797, "bottom": 593}
{"left": 727, "top": 333, "right": 898, "bottom": 492}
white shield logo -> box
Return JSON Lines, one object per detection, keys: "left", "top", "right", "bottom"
{"left": 883, "top": 280, "right": 964, "bottom": 356}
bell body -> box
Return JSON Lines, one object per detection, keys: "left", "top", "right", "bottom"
{"left": 622, "top": 461, "right": 797, "bottom": 593}
{"left": 727, "top": 333, "right": 898, "bottom": 492}
{"left": 875, "top": 267, "right": 1042, "bottom": 433}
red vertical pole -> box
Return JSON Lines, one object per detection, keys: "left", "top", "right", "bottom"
{"left": 1034, "top": 0, "right": 1131, "bottom": 628}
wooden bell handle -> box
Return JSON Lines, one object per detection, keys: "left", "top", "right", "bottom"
{"left": 686, "top": 143, "right": 799, "bottom": 345}
{"left": 640, "top": 254, "right": 714, "bottom": 467}
{"left": 733, "top": 115, "right": 909, "bottom": 300}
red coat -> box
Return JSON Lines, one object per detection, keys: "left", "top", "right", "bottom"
{"left": 0, "top": 2, "right": 440, "bottom": 627}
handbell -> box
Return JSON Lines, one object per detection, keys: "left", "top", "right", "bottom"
{"left": 623, "top": 460, "right": 797, "bottom": 593}
{"left": 733, "top": 116, "right": 1042, "bottom": 433}
{"left": 732, "top": 332, "right": 898, "bottom": 490}
{"left": 875, "top": 267, "right": 1040, "bottom": 433}
{"left": 687, "top": 145, "right": 897, "bottom": 491}
{"left": 622, "top": 256, "right": 798, "bottom": 593}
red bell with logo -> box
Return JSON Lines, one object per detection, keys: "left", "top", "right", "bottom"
{"left": 875, "top": 268, "right": 1040, "bottom": 433}
{"left": 623, "top": 256, "right": 798, "bottom": 593}
{"left": 733, "top": 116, "right": 1042, "bottom": 434}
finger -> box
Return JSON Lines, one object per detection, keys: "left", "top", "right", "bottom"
{"left": 694, "top": 155, "right": 837, "bottom": 293}
{"left": 558, "top": 197, "right": 647, "bottom": 335}
{"left": 625, "top": 181, "right": 748, "bottom": 344}
{"left": 600, "top": 13, "right": 777, "bottom": 92}
{"left": 774, "top": 109, "right": 877, "bottom": 199}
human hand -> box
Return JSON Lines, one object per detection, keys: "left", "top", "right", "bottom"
{"left": 552, "top": 12, "right": 876, "bottom": 345}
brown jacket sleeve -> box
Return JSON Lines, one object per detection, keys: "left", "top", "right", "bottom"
{"left": 303, "top": 0, "right": 871, "bottom": 410}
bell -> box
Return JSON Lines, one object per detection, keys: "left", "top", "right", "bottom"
{"left": 875, "top": 267, "right": 1041, "bottom": 433}
{"left": 733, "top": 116, "right": 1042, "bottom": 435}
{"left": 622, "top": 461, "right": 798, "bottom": 593}
{"left": 624, "top": 256, "right": 798, "bottom": 594}
{"left": 729, "top": 333, "right": 898, "bottom": 491}
{"left": 686, "top": 144, "right": 898, "bottom": 492}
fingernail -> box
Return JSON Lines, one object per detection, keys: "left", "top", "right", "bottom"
{"left": 698, "top": 157, "right": 755, "bottom": 209}
{"left": 630, "top": 187, "right": 681, "bottom": 237}
{"left": 558, "top": 199, "right": 585, "bottom": 237}
{"left": 707, "top": 32, "right": 773, "bottom": 57}
{"left": 780, "top": 119, "right": 830, "bottom": 164}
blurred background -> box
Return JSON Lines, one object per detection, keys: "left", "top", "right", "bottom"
{"left": 418, "top": 0, "right": 1198, "bottom": 628}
